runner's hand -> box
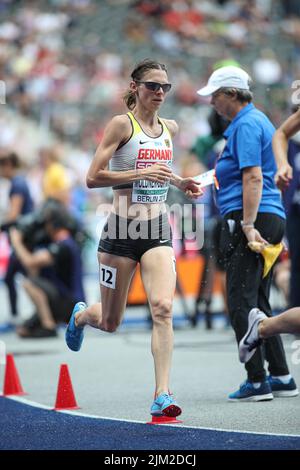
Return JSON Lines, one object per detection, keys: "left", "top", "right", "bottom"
{"left": 141, "top": 164, "right": 172, "bottom": 184}
{"left": 179, "top": 177, "right": 204, "bottom": 199}
{"left": 275, "top": 163, "right": 293, "bottom": 191}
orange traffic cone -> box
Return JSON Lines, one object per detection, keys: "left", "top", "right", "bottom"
{"left": 147, "top": 415, "right": 183, "bottom": 425}
{"left": 3, "top": 354, "right": 27, "bottom": 396}
{"left": 54, "top": 364, "right": 80, "bottom": 410}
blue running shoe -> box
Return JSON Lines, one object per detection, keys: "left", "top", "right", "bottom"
{"left": 228, "top": 380, "right": 273, "bottom": 402}
{"left": 150, "top": 393, "right": 182, "bottom": 417}
{"left": 65, "top": 302, "right": 86, "bottom": 352}
{"left": 267, "top": 375, "right": 299, "bottom": 398}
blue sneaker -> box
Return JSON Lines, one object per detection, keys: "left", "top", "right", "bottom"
{"left": 150, "top": 393, "right": 182, "bottom": 417}
{"left": 228, "top": 380, "right": 273, "bottom": 402}
{"left": 267, "top": 376, "right": 299, "bottom": 397}
{"left": 65, "top": 302, "right": 86, "bottom": 352}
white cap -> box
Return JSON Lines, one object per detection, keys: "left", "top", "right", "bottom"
{"left": 197, "top": 66, "right": 251, "bottom": 96}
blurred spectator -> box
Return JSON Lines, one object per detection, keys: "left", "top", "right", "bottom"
{"left": 0, "top": 0, "right": 296, "bottom": 148}
{"left": 9, "top": 208, "right": 86, "bottom": 338}
{"left": 252, "top": 49, "right": 282, "bottom": 85}
{"left": 39, "top": 146, "right": 71, "bottom": 205}
{"left": 0, "top": 151, "right": 34, "bottom": 228}
{"left": 0, "top": 151, "right": 34, "bottom": 321}
{"left": 281, "top": 0, "right": 300, "bottom": 16}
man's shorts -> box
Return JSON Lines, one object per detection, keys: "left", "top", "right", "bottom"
{"left": 98, "top": 213, "right": 173, "bottom": 262}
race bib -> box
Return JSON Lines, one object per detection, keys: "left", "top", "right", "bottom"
{"left": 100, "top": 264, "right": 117, "bottom": 289}
{"left": 132, "top": 160, "right": 172, "bottom": 204}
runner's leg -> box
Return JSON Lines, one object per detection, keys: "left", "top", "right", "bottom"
{"left": 76, "top": 252, "right": 137, "bottom": 332}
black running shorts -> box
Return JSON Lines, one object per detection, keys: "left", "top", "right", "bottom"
{"left": 98, "top": 213, "right": 173, "bottom": 261}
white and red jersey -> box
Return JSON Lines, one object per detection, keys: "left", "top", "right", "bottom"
{"left": 110, "top": 111, "right": 173, "bottom": 204}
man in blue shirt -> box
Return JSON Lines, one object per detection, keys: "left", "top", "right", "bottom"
{"left": 197, "top": 66, "right": 298, "bottom": 401}
{"left": 216, "top": 104, "right": 285, "bottom": 220}
{"left": 238, "top": 107, "right": 300, "bottom": 364}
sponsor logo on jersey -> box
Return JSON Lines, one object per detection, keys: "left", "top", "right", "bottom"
{"left": 137, "top": 148, "right": 172, "bottom": 161}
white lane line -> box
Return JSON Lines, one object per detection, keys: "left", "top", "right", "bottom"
{"left": 5, "top": 395, "right": 53, "bottom": 410}
{"left": 4, "top": 395, "right": 300, "bottom": 438}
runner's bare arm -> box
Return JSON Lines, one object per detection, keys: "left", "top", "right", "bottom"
{"left": 163, "top": 119, "right": 202, "bottom": 197}
{"left": 273, "top": 109, "right": 300, "bottom": 163}
{"left": 86, "top": 115, "right": 172, "bottom": 188}
{"left": 273, "top": 109, "right": 300, "bottom": 189}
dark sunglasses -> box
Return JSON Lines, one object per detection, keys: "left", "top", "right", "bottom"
{"left": 136, "top": 81, "right": 172, "bottom": 93}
